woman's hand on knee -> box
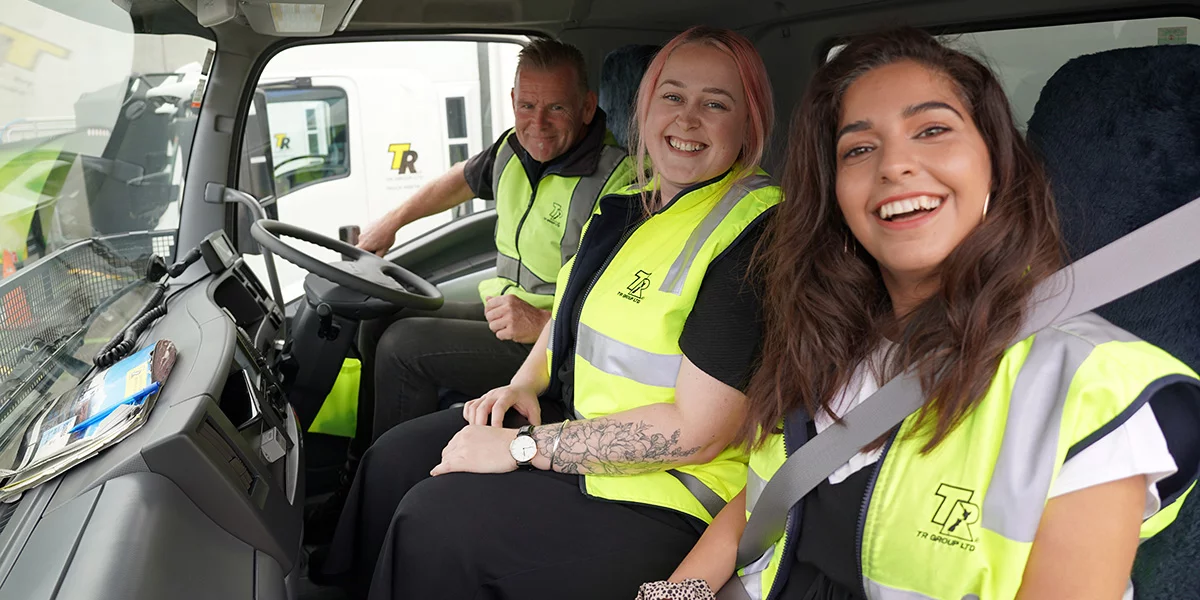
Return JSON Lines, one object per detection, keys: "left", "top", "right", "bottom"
{"left": 463, "top": 385, "right": 541, "bottom": 427}
{"left": 431, "top": 425, "right": 520, "bottom": 476}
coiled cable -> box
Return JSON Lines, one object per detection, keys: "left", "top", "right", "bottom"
{"left": 92, "top": 247, "right": 207, "bottom": 368}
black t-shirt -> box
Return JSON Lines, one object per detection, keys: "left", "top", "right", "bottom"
{"left": 775, "top": 424, "right": 870, "bottom": 600}
{"left": 462, "top": 136, "right": 506, "bottom": 201}
{"left": 677, "top": 218, "right": 769, "bottom": 391}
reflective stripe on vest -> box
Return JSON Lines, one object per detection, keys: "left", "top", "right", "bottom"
{"left": 480, "top": 134, "right": 632, "bottom": 309}
{"left": 660, "top": 174, "right": 772, "bottom": 295}
{"left": 745, "top": 313, "right": 1200, "bottom": 600}
{"left": 577, "top": 322, "right": 682, "bottom": 388}
{"left": 562, "top": 145, "right": 628, "bottom": 264}
{"left": 491, "top": 140, "right": 517, "bottom": 196}
{"left": 494, "top": 254, "right": 556, "bottom": 296}
{"left": 551, "top": 169, "right": 781, "bottom": 525}
{"left": 668, "top": 470, "right": 728, "bottom": 519}
{"left": 863, "top": 581, "right": 958, "bottom": 600}
{"left": 981, "top": 320, "right": 1140, "bottom": 542}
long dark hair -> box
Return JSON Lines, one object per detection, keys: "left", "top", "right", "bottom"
{"left": 741, "top": 28, "right": 1064, "bottom": 450}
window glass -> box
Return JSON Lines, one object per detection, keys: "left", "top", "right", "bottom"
{"left": 449, "top": 142, "right": 469, "bottom": 166}
{"left": 446, "top": 96, "right": 468, "bottom": 139}
{"left": 238, "top": 39, "right": 523, "bottom": 301}
{"left": 262, "top": 85, "right": 350, "bottom": 196}
{"left": 946, "top": 17, "right": 1199, "bottom": 127}
{"left": 826, "top": 17, "right": 1199, "bottom": 129}
{"left": 1, "top": 0, "right": 212, "bottom": 283}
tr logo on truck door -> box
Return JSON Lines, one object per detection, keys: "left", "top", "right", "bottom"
{"left": 0, "top": 25, "right": 70, "bottom": 71}
{"left": 388, "top": 143, "right": 419, "bottom": 174}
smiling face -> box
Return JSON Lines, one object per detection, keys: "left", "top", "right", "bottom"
{"left": 834, "top": 60, "right": 992, "bottom": 309}
{"left": 643, "top": 42, "right": 748, "bottom": 201}
{"left": 511, "top": 64, "right": 597, "bottom": 163}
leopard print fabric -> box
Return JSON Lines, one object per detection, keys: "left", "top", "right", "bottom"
{"left": 635, "top": 578, "right": 717, "bottom": 600}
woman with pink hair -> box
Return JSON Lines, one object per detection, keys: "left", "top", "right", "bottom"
{"left": 314, "top": 26, "right": 780, "bottom": 600}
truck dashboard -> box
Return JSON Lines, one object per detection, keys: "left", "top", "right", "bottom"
{"left": 0, "top": 259, "right": 302, "bottom": 600}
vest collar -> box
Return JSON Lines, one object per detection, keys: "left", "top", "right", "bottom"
{"left": 506, "top": 108, "right": 614, "bottom": 183}
{"left": 632, "top": 166, "right": 740, "bottom": 215}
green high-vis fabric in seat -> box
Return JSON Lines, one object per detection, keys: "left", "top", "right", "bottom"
{"left": 309, "top": 358, "right": 360, "bottom": 438}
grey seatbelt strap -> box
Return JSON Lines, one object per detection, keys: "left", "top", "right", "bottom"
{"left": 723, "top": 195, "right": 1200, "bottom": 594}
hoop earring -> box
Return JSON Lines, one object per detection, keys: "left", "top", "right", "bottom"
{"left": 982, "top": 192, "right": 991, "bottom": 220}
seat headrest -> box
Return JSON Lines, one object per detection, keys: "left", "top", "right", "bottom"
{"left": 1027, "top": 44, "right": 1200, "bottom": 372}
{"left": 598, "top": 44, "right": 659, "bottom": 150}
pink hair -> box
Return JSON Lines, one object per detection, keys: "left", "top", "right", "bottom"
{"left": 630, "top": 26, "right": 775, "bottom": 207}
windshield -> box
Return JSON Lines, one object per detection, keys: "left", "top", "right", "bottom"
{"left": 2, "top": 0, "right": 213, "bottom": 274}
{"left": 0, "top": 1, "right": 212, "bottom": 467}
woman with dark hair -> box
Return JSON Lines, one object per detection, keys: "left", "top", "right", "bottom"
{"left": 637, "top": 28, "right": 1200, "bottom": 600}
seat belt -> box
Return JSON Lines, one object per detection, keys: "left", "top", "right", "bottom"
{"left": 718, "top": 195, "right": 1200, "bottom": 600}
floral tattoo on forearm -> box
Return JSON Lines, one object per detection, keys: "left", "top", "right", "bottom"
{"left": 533, "top": 418, "right": 701, "bottom": 475}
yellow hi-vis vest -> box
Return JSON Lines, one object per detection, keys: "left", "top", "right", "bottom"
{"left": 477, "top": 130, "right": 633, "bottom": 309}
{"left": 548, "top": 169, "right": 781, "bottom": 524}
{"left": 739, "top": 313, "right": 1200, "bottom": 600}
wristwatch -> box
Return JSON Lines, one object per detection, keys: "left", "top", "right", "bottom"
{"left": 509, "top": 425, "right": 538, "bottom": 468}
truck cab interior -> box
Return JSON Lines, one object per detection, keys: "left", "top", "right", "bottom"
{"left": 0, "top": 1, "right": 1196, "bottom": 599}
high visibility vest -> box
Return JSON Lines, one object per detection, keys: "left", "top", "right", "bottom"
{"left": 549, "top": 169, "right": 781, "bottom": 524}
{"left": 739, "top": 313, "right": 1200, "bottom": 600}
{"left": 477, "top": 131, "right": 633, "bottom": 309}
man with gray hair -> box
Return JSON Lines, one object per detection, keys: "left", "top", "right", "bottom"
{"left": 307, "top": 38, "right": 634, "bottom": 541}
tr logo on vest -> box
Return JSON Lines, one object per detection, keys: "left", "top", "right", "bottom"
{"left": 545, "top": 202, "right": 563, "bottom": 226}
{"left": 921, "top": 483, "right": 981, "bottom": 548}
{"left": 619, "top": 270, "right": 652, "bottom": 304}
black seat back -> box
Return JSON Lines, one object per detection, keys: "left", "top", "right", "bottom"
{"left": 598, "top": 44, "right": 658, "bottom": 150}
{"left": 1027, "top": 44, "right": 1200, "bottom": 599}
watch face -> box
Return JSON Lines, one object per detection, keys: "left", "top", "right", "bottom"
{"left": 510, "top": 435, "right": 537, "bottom": 463}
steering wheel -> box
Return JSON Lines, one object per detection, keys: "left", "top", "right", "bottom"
{"left": 250, "top": 219, "right": 444, "bottom": 311}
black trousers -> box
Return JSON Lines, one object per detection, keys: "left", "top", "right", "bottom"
{"left": 351, "top": 301, "right": 534, "bottom": 458}
{"left": 321, "top": 405, "right": 703, "bottom": 600}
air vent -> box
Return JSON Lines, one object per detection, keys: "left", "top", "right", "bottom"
{"left": 196, "top": 419, "right": 256, "bottom": 496}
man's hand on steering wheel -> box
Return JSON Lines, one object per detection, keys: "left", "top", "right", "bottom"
{"left": 357, "top": 217, "right": 399, "bottom": 257}
{"left": 463, "top": 384, "right": 542, "bottom": 428}
{"left": 485, "top": 295, "right": 550, "bottom": 343}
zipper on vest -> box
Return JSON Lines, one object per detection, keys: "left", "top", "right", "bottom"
{"left": 763, "top": 425, "right": 794, "bottom": 600}
{"left": 567, "top": 215, "right": 645, "bottom": 419}
{"left": 856, "top": 432, "right": 896, "bottom": 599}
{"left": 571, "top": 189, "right": 675, "bottom": 322}
{"left": 572, "top": 216, "right": 645, "bottom": 336}
{"left": 511, "top": 187, "right": 539, "bottom": 288}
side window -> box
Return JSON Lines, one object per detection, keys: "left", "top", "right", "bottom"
{"left": 945, "top": 17, "right": 1198, "bottom": 128}
{"left": 263, "top": 86, "right": 350, "bottom": 196}
{"left": 825, "top": 17, "right": 1198, "bottom": 129}
{"left": 446, "top": 95, "right": 474, "bottom": 219}
{"left": 237, "top": 39, "right": 522, "bottom": 302}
